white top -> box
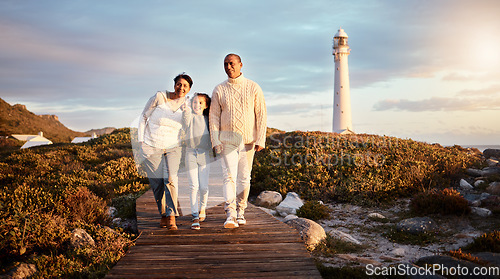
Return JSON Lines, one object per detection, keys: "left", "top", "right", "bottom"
{"left": 138, "top": 91, "right": 184, "bottom": 149}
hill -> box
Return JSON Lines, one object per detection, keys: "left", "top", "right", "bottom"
{"left": 0, "top": 98, "right": 86, "bottom": 143}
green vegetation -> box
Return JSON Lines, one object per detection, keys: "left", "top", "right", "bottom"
{"left": 463, "top": 230, "right": 500, "bottom": 253}
{"left": 383, "top": 226, "right": 439, "bottom": 245}
{"left": 410, "top": 188, "right": 471, "bottom": 216}
{"left": 296, "top": 200, "right": 331, "bottom": 221}
{"left": 313, "top": 234, "right": 365, "bottom": 257}
{"left": 0, "top": 128, "right": 148, "bottom": 278}
{"left": 252, "top": 131, "right": 482, "bottom": 205}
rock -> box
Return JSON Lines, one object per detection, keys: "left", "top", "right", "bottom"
{"left": 415, "top": 255, "right": 497, "bottom": 279}
{"left": 482, "top": 166, "right": 500, "bottom": 177}
{"left": 6, "top": 263, "right": 37, "bottom": 279}
{"left": 107, "top": 206, "right": 117, "bottom": 218}
{"left": 368, "top": 212, "right": 386, "bottom": 220}
{"left": 284, "top": 214, "right": 298, "bottom": 222}
{"left": 472, "top": 252, "right": 500, "bottom": 267}
{"left": 336, "top": 254, "right": 382, "bottom": 266}
{"left": 396, "top": 217, "right": 438, "bottom": 234}
{"left": 391, "top": 247, "right": 407, "bottom": 257}
{"left": 481, "top": 195, "right": 500, "bottom": 208}
{"left": 70, "top": 228, "right": 95, "bottom": 249}
{"left": 276, "top": 192, "right": 304, "bottom": 217}
{"left": 486, "top": 182, "right": 500, "bottom": 195}
{"left": 255, "top": 191, "right": 282, "bottom": 208}
{"left": 327, "top": 228, "right": 362, "bottom": 245}
{"left": 285, "top": 217, "right": 326, "bottom": 248}
{"left": 459, "top": 179, "right": 474, "bottom": 190}
{"left": 471, "top": 207, "right": 492, "bottom": 217}
{"left": 474, "top": 180, "right": 485, "bottom": 187}
{"left": 486, "top": 158, "right": 499, "bottom": 167}
{"left": 483, "top": 148, "right": 500, "bottom": 159}
{"left": 466, "top": 168, "right": 483, "bottom": 177}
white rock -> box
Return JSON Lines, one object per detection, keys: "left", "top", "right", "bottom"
{"left": 471, "top": 207, "right": 492, "bottom": 217}
{"left": 368, "top": 213, "right": 386, "bottom": 220}
{"left": 70, "top": 228, "right": 95, "bottom": 249}
{"left": 474, "top": 180, "right": 485, "bottom": 187}
{"left": 459, "top": 179, "right": 474, "bottom": 190}
{"left": 391, "top": 247, "right": 407, "bottom": 257}
{"left": 255, "top": 191, "right": 282, "bottom": 208}
{"left": 328, "top": 228, "right": 362, "bottom": 245}
{"left": 284, "top": 214, "right": 298, "bottom": 221}
{"left": 276, "top": 192, "right": 304, "bottom": 217}
{"left": 285, "top": 217, "right": 326, "bottom": 249}
{"left": 107, "top": 206, "right": 117, "bottom": 218}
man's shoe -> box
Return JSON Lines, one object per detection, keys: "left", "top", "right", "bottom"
{"left": 236, "top": 216, "right": 246, "bottom": 225}
{"left": 224, "top": 216, "right": 239, "bottom": 229}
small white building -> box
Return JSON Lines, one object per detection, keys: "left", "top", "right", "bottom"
{"left": 11, "top": 132, "right": 53, "bottom": 149}
{"left": 71, "top": 133, "right": 97, "bottom": 144}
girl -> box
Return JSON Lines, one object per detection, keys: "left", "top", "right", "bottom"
{"left": 182, "top": 93, "right": 212, "bottom": 230}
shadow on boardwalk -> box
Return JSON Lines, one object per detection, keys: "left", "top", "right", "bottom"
{"left": 106, "top": 159, "right": 322, "bottom": 278}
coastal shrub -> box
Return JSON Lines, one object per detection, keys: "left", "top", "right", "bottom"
{"left": 464, "top": 230, "right": 500, "bottom": 253}
{"left": 296, "top": 200, "right": 331, "bottom": 221}
{"left": 446, "top": 249, "right": 487, "bottom": 265}
{"left": 252, "top": 131, "right": 482, "bottom": 205}
{"left": 0, "top": 128, "right": 145, "bottom": 277}
{"left": 383, "top": 226, "right": 439, "bottom": 245}
{"left": 409, "top": 188, "right": 471, "bottom": 216}
{"left": 313, "top": 234, "right": 364, "bottom": 257}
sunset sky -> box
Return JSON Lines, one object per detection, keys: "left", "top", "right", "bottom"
{"left": 1, "top": 0, "right": 499, "bottom": 146}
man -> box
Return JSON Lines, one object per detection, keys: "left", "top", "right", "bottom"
{"left": 209, "top": 53, "right": 267, "bottom": 228}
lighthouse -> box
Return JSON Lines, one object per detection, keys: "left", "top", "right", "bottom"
{"left": 332, "top": 27, "right": 354, "bottom": 134}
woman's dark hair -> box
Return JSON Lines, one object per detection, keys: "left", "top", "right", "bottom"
{"left": 194, "top": 93, "right": 211, "bottom": 116}
{"left": 174, "top": 73, "right": 193, "bottom": 88}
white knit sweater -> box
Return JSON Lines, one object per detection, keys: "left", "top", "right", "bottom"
{"left": 209, "top": 74, "right": 267, "bottom": 148}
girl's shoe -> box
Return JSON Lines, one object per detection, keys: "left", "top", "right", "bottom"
{"left": 191, "top": 218, "right": 200, "bottom": 230}
{"left": 199, "top": 209, "right": 206, "bottom": 222}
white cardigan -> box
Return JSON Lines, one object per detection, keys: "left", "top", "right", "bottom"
{"left": 138, "top": 91, "right": 184, "bottom": 149}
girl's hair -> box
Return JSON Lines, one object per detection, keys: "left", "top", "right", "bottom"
{"left": 174, "top": 73, "right": 193, "bottom": 88}
{"left": 193, "top": 93, "right": 211, "bottom": 116}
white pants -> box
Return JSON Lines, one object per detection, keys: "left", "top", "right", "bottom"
{"left": 220, "top": 143, "right": 255, "bottom": 218}
{"left": 185, "top": 148, "right": 211, "bottom": 218}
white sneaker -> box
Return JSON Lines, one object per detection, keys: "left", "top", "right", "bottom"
{"left": 236, "top": 216, "right": 246, "bottom": 225}
{"left": 224, "top": 216, "right": 239, "bottom": 229}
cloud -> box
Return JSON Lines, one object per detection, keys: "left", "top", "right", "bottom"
{"left": 373, "top": 96, "right": 500, "bottom": 112}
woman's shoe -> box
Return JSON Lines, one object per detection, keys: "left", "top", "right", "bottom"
{"left": 168, "top": 216, "right": 178, "bottom": 230}
{"left": 191, "top": 218, "right": 200, "bottom": 230}
{"left": 160, "top": 216, "right": 168, "bottom": 228}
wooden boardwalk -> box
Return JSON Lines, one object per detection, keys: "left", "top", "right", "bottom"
{"left": 106, "top": 160, "right": 322, "bottom": 279}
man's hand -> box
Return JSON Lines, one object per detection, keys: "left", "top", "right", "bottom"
{"left": 255, "top": 145, "right": 264, "bottom": 152}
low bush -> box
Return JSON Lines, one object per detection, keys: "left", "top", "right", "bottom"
{"left": 0, "top": 128, "right": 147, "bottom": 277}
{"left": 296, "top": 200, "right": 331, "bottom": 221}
{"left": 409, "top": 188, "right": 471, "bottom": 216}
{"left": 252, "top": 131, "right": 482, "bottom": 205}
{"left": 464, "top": 230, "right": 500, "bottom": 253}
{"left": 313, "top": 234, "right": 365, "bottom": 257}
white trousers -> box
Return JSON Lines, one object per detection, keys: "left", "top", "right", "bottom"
{"left": 220, "top": 143, "right": 255, "bottom": 218}
{"left": 185, "top": 148, "right": 211, "bottom": 218}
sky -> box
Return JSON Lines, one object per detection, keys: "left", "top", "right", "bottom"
{"left": 1, "top": 0, "right": 500, "bottom": 146}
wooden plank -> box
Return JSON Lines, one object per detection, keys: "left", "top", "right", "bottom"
{"left": 106, "top": 159, "right": 321, "bottom": 278}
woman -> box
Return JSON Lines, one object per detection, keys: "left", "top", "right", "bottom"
{"left": 138, "top": 73, "right": 192, "bottom": 230}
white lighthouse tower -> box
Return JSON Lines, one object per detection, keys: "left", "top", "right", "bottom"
{"left": 332, "top": 27, "right": 354, "bottom": 134}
